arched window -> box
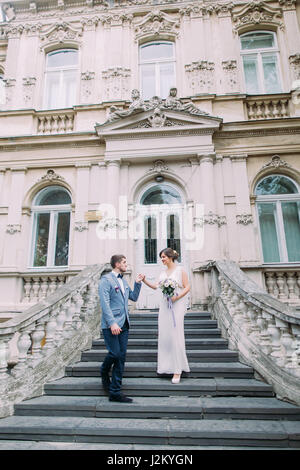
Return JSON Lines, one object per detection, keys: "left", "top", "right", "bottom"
{"left": 240, "top": 31, "right": 282, "bottom": 94}
{"left": 255, "top": 175, "right": 300, "bottom": 263}
{"left": 0, "top": 73, "right": 5, "bottom": 107}
{"left": 139, "top": 41, "right": 176, "bottom": 100}
{"left": 44, "top": 49, "right": 78, "bottom": 109}
{"left": 31, "top": 186, "right": 72, "bottom": 267}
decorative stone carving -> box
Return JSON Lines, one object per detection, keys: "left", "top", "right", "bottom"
{"left": 232, "top": 1, "right": 284, "bottom": 34}
{"left": 3, "top": 78, "right": 15, "bottom": 105}
{"left": 222, "top": 60, "right": 239, "bottom": 93}
{"left": 195, "top": 211, "right": 226, "bottom": 227}
{"left": 74, "top": 221, "right": 88, "bottom": 232}
{"left": 80, "top": 71, "right": 95, "bottom": 103}
{"left": 185, "top": 61, "right": 215, "bottom": 94}
{"left": 1, "top": 3, "right": 15, "bottom": 22}
{"left": 236, "top": 214, "right": 253, "bottom": 225}
{"left": 148, "top": 160, "right": 168, "bottom": 174}
{"left": 6, "top": 224, "right": 21, "bottom": 234}
{"left": 261, "top": 154, "right": 292, "bottom": 170}
{"left": 102, "top": 67, "right": 131, "bottom": 101}
{"left": 39, "top": 21, "right": 83, "bottom": 48}
{"left": 289, "top": 54, "right": 300, "bottom": 83}
{"left": 105, "top": 87, "right": 210, "bottom": 125}
{"left": 278, "top": 0, "right": 296, "bottom": 10}
{"left": 22, "top": 77, "right": 36, "bottom": 106}
{"left": 38, "top": 169, "right": 66, "bottom": 183}
{"left": 134, "top": 9, "right": 180, "bottom": 42}
{"left": 99, "top": 13, "right": 133, "bottom": 28}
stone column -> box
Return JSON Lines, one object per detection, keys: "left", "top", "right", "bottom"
{"left": 104, "top": 160, "right": 121, "bottom": 255}
{"left": 71, "top": 163, "right": 91, "bottom": 269}
{"left": 215, "top": 155, "right": 229, "bottom": 258}
{"left": 222, "top": 156, "right": 239, "bottom": 261}
{"left": 231, "top": 155, "right": 258, "bottom": 265}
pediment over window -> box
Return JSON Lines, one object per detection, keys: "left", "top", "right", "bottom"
{"left": 95, "top": 89, "right": 222, "bottom": 138}
{"left": 133, "top": 9, "right": 180, "bottom": 42}
{"left": 232, "top": 1, "right": 284, "bottom": 33}
{"left": 39, "top": 21, "right": 83, "bottom": 50}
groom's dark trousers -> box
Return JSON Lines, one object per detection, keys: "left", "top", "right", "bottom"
{"left": 101, "top": 318, "right": 129, "bottom": 397}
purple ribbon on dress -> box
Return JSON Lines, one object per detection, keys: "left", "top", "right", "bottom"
{"left": 167, "top": 296, "right": 176, "bottom": 327}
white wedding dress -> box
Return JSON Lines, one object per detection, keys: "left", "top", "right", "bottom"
{"left": 157, "top": 265, "right": 190, "bottom": 375}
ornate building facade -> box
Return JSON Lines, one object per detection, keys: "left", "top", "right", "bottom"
{"left": 0, "top": 0, "right": 300, "bottom": 314}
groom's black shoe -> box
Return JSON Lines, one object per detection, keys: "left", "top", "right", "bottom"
{"left": 109, "top": 393, "right": 133, "bottom": 403}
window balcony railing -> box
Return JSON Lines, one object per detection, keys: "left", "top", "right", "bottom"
{"left": 36, "top": 109, "right": 75, "bottom": 134}
{"left": 244, "top": 93, "right": 291, "bottom": 120}
{"left": 263, "top": 267, "right": 300, "bottom": 306}
{"left": 22, "top": 270, "right": 80, "bottom": 304}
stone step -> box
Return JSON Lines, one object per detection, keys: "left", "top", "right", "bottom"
{"left": 130, "top": 312, "right": 211, "bottom": 320}
{"left": 81, "top": 349, "right": 239, "bottom": 363}
{"left": 92, "top": 338, "right": 228, "bottom": 350}
{"left": 66, "top": 361, "right": 255, "bottom": 379}
{"left": 44, "top": 377, "right": 274, "bottom": 398}
{"left": 0, "top": 416, "right": 298, "bottom": 447}
{"left": 128, "top": 320, "right": 218, "bottom": 329}
{"left": 127, "top": 328, "right": 222, "bottom": 338}
{"left": 14, "top": 396, "right": 300, "bottom": 421}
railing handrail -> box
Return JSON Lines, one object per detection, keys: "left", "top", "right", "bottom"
{"left": 214, "top": 260, "right": 300, "bottom": 327}
{"left": 0, "top": 264, "right": 105, "bottom": 336}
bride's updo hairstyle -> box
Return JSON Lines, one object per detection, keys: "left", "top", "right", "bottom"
{"left": 159, "top": 247, "right": 179, "bottom": 261}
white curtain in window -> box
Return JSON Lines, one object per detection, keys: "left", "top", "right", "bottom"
{"left": 44, "top": 50, "right": 78, "bottom": 109}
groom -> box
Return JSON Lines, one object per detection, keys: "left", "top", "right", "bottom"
{"left": 98, "top": 254, "right": 143, "bottom": 403}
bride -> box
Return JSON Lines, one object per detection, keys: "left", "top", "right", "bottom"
{"left": 142, "top": 247, "right": 190, "bottom": 384}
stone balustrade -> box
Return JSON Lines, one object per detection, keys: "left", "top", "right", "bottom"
{"left": 22, "top": 271, "right": 79, "bottom": 304}
{"left": 208, "top": 260, "right": 300, "bottom": 406}
{"left": 264, "top": 269, "right": 300, "bottom": 306}
{"left": 0, "top": 263, "right": 108, "bottom": 418}
{"left": 36, "top": 110, "right": 75, "bottom": 134}
{"left": 245, "top": 94, "right": 290, "bottom": 120}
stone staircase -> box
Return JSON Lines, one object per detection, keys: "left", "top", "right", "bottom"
{"left": 0, "top": 311, "right": 300, "bottom": 449}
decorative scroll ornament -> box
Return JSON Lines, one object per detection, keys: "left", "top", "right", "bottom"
{"left": 38, "top": 169, "right": 66, "bottom": 183}
{"left": 148, "top": 160, "right": 169, "bottom": 173}
{"left": 236, "top": 214, "right": 254, "bottom": 225}
{"left": 261, "top": 155, "right": 292, "bottom": 170}
{"left": 6, "top": 224, "right": 21, "bottom": 234}
{"left": 39, "top": 21, "right": 83, "bottom": 48}
{"left": 232, "top": 1, "right": 284, "bottom": 34}
{"left": 74, "top": 222, "right": 88, "bottom": 232}
{"left": 134, "top": 9, "right": 180, "bottom": 42}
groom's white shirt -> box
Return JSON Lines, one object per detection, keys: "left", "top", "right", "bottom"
{"left": 112, "top": 270, "right": 125, "bottom": 295}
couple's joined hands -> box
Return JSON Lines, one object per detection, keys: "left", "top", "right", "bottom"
{"left": 136, "top": 273, "right": 145, "bottom": 283}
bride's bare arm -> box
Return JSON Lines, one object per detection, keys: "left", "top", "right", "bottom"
{"left": 142, "top": 277, "right": 159, "bottom": 290}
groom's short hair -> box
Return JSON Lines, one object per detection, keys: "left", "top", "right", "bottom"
{"left": 110, "top": 254, "right": 126, "bottom": 268}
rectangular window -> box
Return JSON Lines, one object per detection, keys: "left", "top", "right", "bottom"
{"left": 258, "top": 203, "right": 280, "bottom": 262}
{"left": 262, "top": 54, "right": 281, "bottom": 94}
{"left": 55, "top": 212, "right": 70, "bottom": 266}
{"left": 144, "top": 216, "right": 157, "bottom": 264}
{"left": 243, "top": 55, "right": 260, "bottom": 94}
{"left": 282, "top": 202, "right": 300, "bottom": 262}
{"left": 33, "top": 213, "right": 50, "bottom": 267}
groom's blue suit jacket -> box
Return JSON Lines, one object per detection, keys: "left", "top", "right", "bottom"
{"left": 99, "top": 272, "right": 142, "bottom": 329}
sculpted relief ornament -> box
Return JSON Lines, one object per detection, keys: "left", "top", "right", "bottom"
{"left": 106, "top": 88, "right": 209, "bottom": 127}
{"left": 232, "top": 1, "right": 284, "bottom": 33}
{"left": 134, "top": 9, "right": 180, "bottom": 42}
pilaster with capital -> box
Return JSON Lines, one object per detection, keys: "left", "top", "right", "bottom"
{"left": 198, "top": 153, "right": 220, "bottom": 261}
{"left": 72, "top": 163, "right": 91, "bottom": 268}
{"left": 231, "top": 155, "right": 259, "bottom": 264}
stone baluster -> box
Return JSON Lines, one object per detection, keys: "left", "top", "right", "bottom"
{"left": 31, "top": 278, "right": 40, "bottom": 304}
{"left": 272, "top": 101, "right": 279, "bottom": 118}
{"left": 231, "top": 292, "right": 242, "bottom": 321}
{"left": 247, "top": 102, "right": 255, "bottom": 120}
{"left": 44, "top": 116, "right": 52, "bottom": 134}
{"left": 258, "top": 311, "right": 271, "bottom": 354}
{"left": 277, "top": 319, "right": 294, "bottom": 368}
{"left": 265, "top": 272, "right": 276, "bottom": 297}
{"left": 0, "top": 337, "right": 10, "bottom": 382}
{"left": 73, "top": 290, "right": 84, "bottom": 329}
{"left": 54, "top": 303, "right": 67, "bottom": 346}
{"left": 291, "top": 325, "right": 300, "bottom": 372}
{"left": 43, "top": 311, "right": 58, "bottom": 356}
{"left": 52, "top": 115, "right": 59, "bottom": 133}
{"left": 30, "top": 321, "right": 46, "bottom": 366}
{"left": 266, "top": 314, "right": 282, "bottom": 361}
{"left": 63, "top": 298, "right": 76, "bottom": 339}
{"left": 23, "top": 278, "right": 32, "bottom": 302}
{"left": 40, "top": 276, "right": 49, "bottom": 300}
{"left": 275, "top": 273, "right": 286, "bottom": 300}
{"left": 49, "top": 276, "right": 57, "bottom": 295}
{"left": 286, "top": 272, "right": 297, "bottom": 299}
{"left": 248, "top": 306, "right": 261, "bottom": 341}
{"left": 280, "top": 99, "right": 288, "bottom": 117}
{"left": 11, "top": 329, "right": 32, "bottom": 377}
{"left": 66, "top": 115, "right": 73, "bottom": 132}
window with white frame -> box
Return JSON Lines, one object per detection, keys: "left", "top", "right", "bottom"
{"left": 44, "top": 49, "right": 78, "bottom": 109}
{"left": 255, "top": 175, "right": 300, "bottom": 263}
{"left": 139, "top": 41, "right": 176, "bottom": 100}
{"left": 31, "top": 186, "right": 71, "bottom": 268}
{"left": 240, "top": 31, "right": 282, "bottom": 94}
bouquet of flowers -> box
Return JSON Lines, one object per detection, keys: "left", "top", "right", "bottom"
{"left": 159, "top": 278, "right": 179, "bottom": 327}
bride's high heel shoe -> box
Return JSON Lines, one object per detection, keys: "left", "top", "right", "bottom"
{"left": 172, "top": 375, "right": 181, "bottom": 384}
